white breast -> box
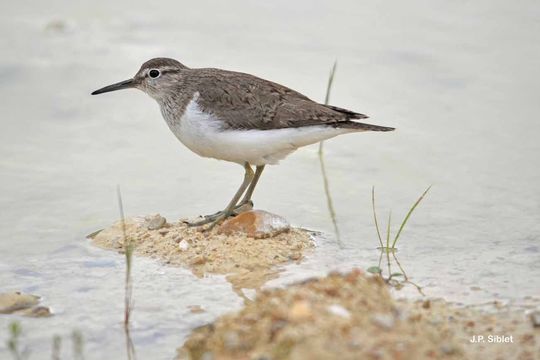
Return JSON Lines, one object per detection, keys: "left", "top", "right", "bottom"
{"left": 161, "top": 93, "right": 353, "bottom": 166}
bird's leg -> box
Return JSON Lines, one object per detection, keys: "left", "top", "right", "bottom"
{"left": 188, "top": 163, "right": 254, "bottom": 227}
{"left": 197, "top": 165, "right": 264, "bottom": 220}
{"left": 233, "top": 165, "right": 265, "bottom": 211}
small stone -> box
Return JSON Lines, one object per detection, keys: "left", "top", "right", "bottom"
{"left": 223, "top": 331, "right": 240, "bottom": 350}
{"left": 218, "top": 210, "right": 290, "bottom": 239}
{"left": 530, "top": 311, "right": 540, "bottom": 327}
{"left": 21, "top": 306, "right": 53, "bottom": 318}
{"left": 188, "top": 305, "right": 205, "bottom": 313}
{"left": 190, "top": 255, "right": 207, "bottom": 265}
{"left": 288, "top": 252, "right": 302, "bottom": 261}
{"left": 422, "top": 300, "right": 431, "bottom": 309}
{"left": 0, "top": 292, "right": 40, "bottom": 314}
{"left": 178, "top": 239, "right": 190, "bottom": 251}
{"left": 44, "top": 20, "right": 67, "bottom": 33}
{"left": 371, "top": 313, "right": 395, "bottom": 330}
{"left": 201, "top": 352, "right": 214, "bottom": 360}
{"left": 288, "top": 300, "right": 312, "bottom": 322}
{"left": 439, "top": 342, "right": 457, "bottom": 355}
{"left": 146, "top": 214, "right": 167, "bottom": 230}
{"left": 327, "top": 304, "right": 351, "bottom": 319}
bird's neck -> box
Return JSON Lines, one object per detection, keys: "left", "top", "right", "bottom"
{"left": 158, "top": 90, "right": 199, "bottom": 126}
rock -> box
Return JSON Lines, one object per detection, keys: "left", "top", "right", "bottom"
{"left": 327, "top": 304, "right": 351, "bottom": 319}
{"left": 218, "top": 210, "right": 290, "bottom": 239}
{"left": 288, "top": 300, "right": 313, "bottom": 322}
{"left": 190, "top": 255, "right": 207, "bottom": 266}
{"left": 146, "top": 214, "right": 167, "bottom": 230}
{"left": 288, "top": 252, "right": 302, "bottom": 261}
{"left": 439, "top": 342, "right": 458, "bottom": 355}
{"left": 371, "top": 313, "right": 395, "bottom": 330}
{"left": 223, "top": 331, "right": 240, "bottom": 350}
{"left": 0, "top": 292, "right": 39, "bottom": 314}
{"left": 20, "top": 305, "right": 53, "bottom": 318}
{"left": 188, "top": 305, "right": 205, "bottom": 314}
{"left": 178, "top": 239, "right": 190, "bottom": 251}
{"left": 530, "top": 311, "right": 540, "bottom": 327}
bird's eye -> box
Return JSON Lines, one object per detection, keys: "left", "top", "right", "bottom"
{"left": 148, "top": 69, "right": 160, "bottom": 78}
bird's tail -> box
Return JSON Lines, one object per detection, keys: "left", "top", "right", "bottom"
{"left": 323, "top": 104, "right": 395, "bottom": 131}
{"left": 337, "top": 121, "right": 395, "bottom": 132}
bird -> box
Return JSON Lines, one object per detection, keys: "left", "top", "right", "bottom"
{"left": 92, "top": 58, "right": 394, "bottom": 228}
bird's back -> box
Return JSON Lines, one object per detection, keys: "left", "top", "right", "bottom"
{"left": 185, "top": 68, "right": 394, "bottom": 132}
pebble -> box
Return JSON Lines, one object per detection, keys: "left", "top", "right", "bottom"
{"left": 218, "top": 210, "right": 290, "bottom": 239}
{"left": 146, "top": 214, "right": 167, "bottom": 230}
{"left": 21, "top": 305, "right": 53, "bottom": 318}
{"left": 190, "top": 255, "right": 207, "bottom": 266}
{"left": 327, "top": 304, "right": 351, "bottom": 319}
{"left": 530, "top": 311, "right": 540, "bottom": 327}
{"left": 288, "top": 252, "right": 302, "bottom": 261}
{"left": 288, "top": 300, "right": 313, "bottom": 322}
{"left": 0, "top": 292, "right": 53, "bottom": 317}
{"left": 0, "top": 292, "right": 40, "bottom": 314}
{"left": 188, "top": 305, "right": 205, "bottom": 314}
{"left": 439, "top": 342, "right": 458, "bottom": 355}
{"left": 371, "top": 313, "right": 395, "bottom": 330}
{"left": 201, "top": 352, "right": 214, "bottom": 360}
{"left": 178, "top": 239, "right": 190, "bottom": 251}
{"left": 223, "top": 331, "right": 240, "bottom": 350}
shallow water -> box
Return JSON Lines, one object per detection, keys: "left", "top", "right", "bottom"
{"left": 1, "top": 0, "right": 540, "bottom": 358}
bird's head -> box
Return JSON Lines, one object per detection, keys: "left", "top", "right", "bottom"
{"left": 91, "top": 57, "right": 188, "bottom": 100}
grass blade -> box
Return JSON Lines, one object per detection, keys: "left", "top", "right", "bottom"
{"left": 371, "top": 186, "right": 384, "bottom": 248}
{"left": 391, "top": 186, "right": 432, "bottom": 248}
{"left": 386, "top": 211, "right": 392, "bottom": 249}
{"left": 324, "top": 61, "right": 337, "bottom": 105}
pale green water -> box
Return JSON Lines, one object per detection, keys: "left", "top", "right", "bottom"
{"left": 1, "top": 1, "right": 540, "bottom": 359}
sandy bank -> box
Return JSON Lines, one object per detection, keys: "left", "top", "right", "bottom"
{"left": 90, "top": 213, "right": 314, "bottom": 296}
{"left": 177, "top": 270, "right": 539, "bottom": 360}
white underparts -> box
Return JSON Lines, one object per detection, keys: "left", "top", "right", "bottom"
{"left": 161, "top": 94, "right": 357, "bottom": 166}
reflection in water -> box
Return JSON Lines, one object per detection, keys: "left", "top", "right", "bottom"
{"left": 318, "top": 62, "right": 343, "bottom": 248}
{"left": 124, "top": 327, "right": 136, "bottom": 360}
{"left": 2, "top": 2, "right": 539, "bottom": 358}
{"left": 118, "top": 188, "right": 137, "bottom": 360}
{"left": 369, "top": 187, "right": 430, "bottom": 295}
{"left": 227, "top": 268, "right": 281, "bottom": 302}
{"left": 375, "top": 248, "right": 424, "bottom": 295}
{"left": 71, "top": 330, "right": 85, "bottom": 360}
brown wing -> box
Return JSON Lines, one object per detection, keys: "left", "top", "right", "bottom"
{"left": 191, "top": 68, "right": 393, "bottom": 131}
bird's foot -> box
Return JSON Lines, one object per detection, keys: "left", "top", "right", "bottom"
{"left": 186, "top": 212, "right": 229, "bottom": 229}
{"left": 186, "top": 201, "right": 254, "bottom": 229}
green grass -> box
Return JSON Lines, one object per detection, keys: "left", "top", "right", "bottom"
{"left": 368, "top": 186, "right": 431, "bottom": 295}
{"left": 51, "top": 335, "right": 61, "bottom": 360}
{"left": 5, "top": 323, "right": 86, "bottom": 360}
{"left": 7, "top": 321, "right": 27, "bottom": 360}
{"left": 371, "top": 186, "right": 431, "bottom": 251}
{"left": 71, "top": 330, "right": 85, "bottom": 360}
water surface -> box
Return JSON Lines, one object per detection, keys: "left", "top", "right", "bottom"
{"left": 1, "top": 1, "right": 539, "bottom": 359}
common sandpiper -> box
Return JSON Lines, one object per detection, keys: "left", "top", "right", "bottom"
{"left": 92, "top": 58, "right": 394, "bottom": 228}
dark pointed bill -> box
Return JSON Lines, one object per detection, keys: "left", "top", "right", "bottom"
{"left": 91, "top": 79, "right": 134, "bottom": 95}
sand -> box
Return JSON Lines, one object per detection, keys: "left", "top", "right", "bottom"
{"left": 177, "top": 270, "right": 539, "bottom": 360}
{"left": 90, "top": 214, "right": 314, "bottom": 296}
{"left": 89, "top": 215, "right": 538, "bottom": 360}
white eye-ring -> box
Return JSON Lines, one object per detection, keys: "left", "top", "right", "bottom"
{"left": 148, "top": 69, "right": 161, "bottom": 79}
